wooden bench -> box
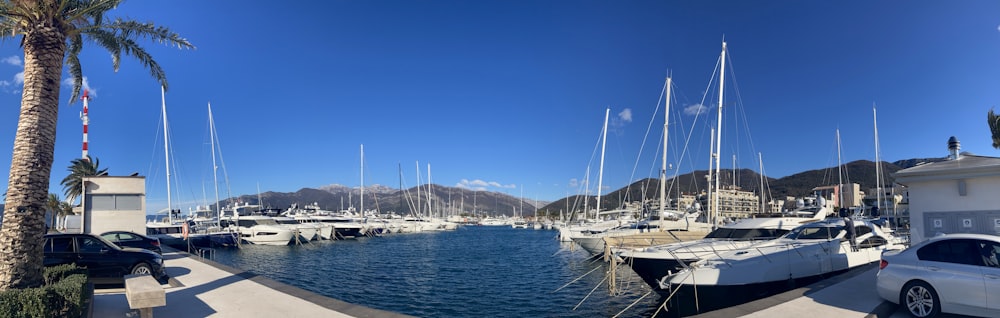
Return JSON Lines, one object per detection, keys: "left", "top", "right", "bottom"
{"left": 124, "top": 274, "right": 165, "bottom": 318}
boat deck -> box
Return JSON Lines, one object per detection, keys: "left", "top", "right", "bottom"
{"left": 92, "top": 247, "right": 412, "bottom": 317}
{"left": 604, "top": 230, "right": 711, "bottom": 250}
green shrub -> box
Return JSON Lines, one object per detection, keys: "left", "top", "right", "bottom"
{"left": 48, "top": 274, "right": 89, "bottom": 317}
{"left": 43, "top": 264, "right": 86, "bottom": 285}
{"left": 0, "top": 287, "right": 57, "bottom": 318}
{"left": 0, "top": 267, "right": 90, "bottom": 318}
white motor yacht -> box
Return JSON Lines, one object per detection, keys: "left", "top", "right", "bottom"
{"left": 221, "top": 215, "right": 295, "bottom": 246}
{"left": 272, "top": 216, "right": 319, "bottom": 242}
{"left": 619, "top": 205, "right": 828, "bottom": 288}
{"left": 660, "top": 218, "right": 902, "bottom": 305}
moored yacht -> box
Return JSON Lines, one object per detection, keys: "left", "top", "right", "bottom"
{"left": 272, "top": 216, "right": 319, "bottom": 242}
{"left": 220, "top": 215, "right": 296, "bottom": 246}
{"left": 660, "top": 217, "right": 902, "bottom": 308}
{"left": 619, "top": 204, "right": 829, "bottom": 288}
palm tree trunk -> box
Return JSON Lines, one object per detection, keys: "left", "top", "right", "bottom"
{"left": 0, "top": 25, "right": 67, "bottom": 290}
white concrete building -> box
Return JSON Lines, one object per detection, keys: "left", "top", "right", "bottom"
{"left": 893, "top": 137, "right": 1000, "bottom": 244}
{"left": 81, "top": 176, "right": 146, "bottom": 235}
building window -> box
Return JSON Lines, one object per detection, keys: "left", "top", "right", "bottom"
{"left": 86, "top": 194, "right": 142, "bottom": 211}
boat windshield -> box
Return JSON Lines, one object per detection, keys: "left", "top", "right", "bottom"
{"left": 238, "top": 218, "right": 279, "bottom": 227}
{"left": 784, "top": 225, "right": 843, "bottom": 240}
{"left": 704, "top": 228, "right": 789, "bottom": 240}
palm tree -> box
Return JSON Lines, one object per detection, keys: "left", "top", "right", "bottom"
{"left": 45, "top": 193, "right": 71, "bottom": 233}
{"left": 989, "top": 108, "right": 1000, "bottom": 149}
{"left": 0, "top": 1, "right": 193, "bottom": 290}
{"left": 60, "top": 155, "right": 108, "bottom": 206}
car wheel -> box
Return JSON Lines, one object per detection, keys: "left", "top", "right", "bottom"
{"left": 901, "top": 280, "right": 940, "bottom": 318}
{"left": 131, "top": 263, "right": 153, "bottom": 276}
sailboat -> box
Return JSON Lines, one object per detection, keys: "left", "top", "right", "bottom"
{"left": 657, "top": 42, "right": 904, "bottom": 313}
{"left": 144, "top": 86, "right": 187, "bottom": 247}
{"left": 206, "top": 105, "right": 294, "bottom": 246}
{"left": 573, "top": 76, "right": 715, "bottom": 255}
{"left": 567, "top": 108, "right": 644, "bottom": 255}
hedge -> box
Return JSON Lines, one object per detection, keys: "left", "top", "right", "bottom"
{"left": 0, "top": 265, "right": 90, "bottom": 318}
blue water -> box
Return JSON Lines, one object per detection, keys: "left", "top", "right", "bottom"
{"left": 208, "top": 226, "right": 668, "bottom": 318}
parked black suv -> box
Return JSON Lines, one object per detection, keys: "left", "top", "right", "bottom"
{"left": 43, "top": 233, "right": 166, "bottom": 283}
{"left": 100, "top": 230, "right": 162, "bottom": 254}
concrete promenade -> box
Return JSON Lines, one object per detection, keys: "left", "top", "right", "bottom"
{"left": 92, "top": 248, "right": 956, "bottom": 318}
{"left": 92, "top": 248, "right": 412, "bottom": 318}
{"left": 690, "top": 263, "right": 972, "bottom": 318}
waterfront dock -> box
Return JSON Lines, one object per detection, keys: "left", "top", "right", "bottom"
{"left": 92, "top": 248, "right": 412, "bottom": 318}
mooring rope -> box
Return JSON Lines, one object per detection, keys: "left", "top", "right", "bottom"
{"left": 552, "top": 265, "right": 603, "bottom": 293}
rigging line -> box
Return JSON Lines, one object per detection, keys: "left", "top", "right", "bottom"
{"left": 144, "top": 102, "right": 168, "bottom": 200}
{"left": 145, "top": 112, "right": 164, "bottom": 185}
{"left": 628, "top": 77, "right": 669, "bottom": 192}
{"left": 722, "top": 50, "right": 767, "bottom": 183}
{"left": 209, "top": 112, "right": 234, "bottom": 205}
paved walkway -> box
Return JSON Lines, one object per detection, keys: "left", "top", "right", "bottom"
{"left": 687, "top": 263, "right": 897, "bottom": 318}
{"left": 92, "top": 249, "right": 411, "bottom": 318}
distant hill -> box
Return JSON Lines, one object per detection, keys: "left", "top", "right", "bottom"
{"left": 536, "top": 159, "right": 938, "bottom": 217}
{"left": 186, "top": 157, "right": 952, "bottom": 220}
{"left": 219, "top": 184, "right": 547, "bottom": 218}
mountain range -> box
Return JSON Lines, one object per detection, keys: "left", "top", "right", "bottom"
{"left": 213, "top": 158, "right": 945, "bottom": 219}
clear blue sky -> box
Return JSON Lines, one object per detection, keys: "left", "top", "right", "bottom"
{"left": 1, "top": 1, "right": 999, "bottom": 214}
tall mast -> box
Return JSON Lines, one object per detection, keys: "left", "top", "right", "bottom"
{"left": 426, "top": 163, "right": 432, "bottom": 218}
{"left": 519, "top": 185, "right": 523, "bottom": 219}
{"left": 209, "top": 103, "right": 221, "bottom": 220}
{"left": 712, "top": 41, "right": 727, "bottom": 227}
{"left": 873, "top": 104, "right": 883, "bottom": 212}
{"left": 360, "top": 144, "right": 364, "bottom": 216}
{"left": 161, "top": 86, "right": 173, "bottom": 224}
{"left": 758, "top": 152, "right": 765, "bottom": 214}
{"left": 398, "top": 163, "right": 404, "bottom": 215}
{"left": 660, "top": 77, "right": 672, "bottom": 221}
{"left": 415, "top": 161, "right": 421, "bottom": 216}
{"left": 707, "top": 127, "right": 715, "bottom": 223}
{"left": 583, "top": 166, "right": 590, "bottom": 220}
{"left": 596, "top": 108, "right": 610, "bottom": 216}
{"left": 837, "top": 128, "right": 844, "bottom": 209}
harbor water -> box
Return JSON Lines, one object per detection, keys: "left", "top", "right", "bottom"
{"left": 207, "top": 225, "right": 671, "bottom": 318}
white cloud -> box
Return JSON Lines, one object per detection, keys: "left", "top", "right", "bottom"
{"left": 610, "top": 107, "right": 633, "bottom": 134}
{"left": 568, "top": 178, "right": 579, "bottom": 188}
{"left": 1, "top": 56, "right": 21, "bottom": 67}
{"left": 61, "top": 76, "right": 96, "bottom": 98}
{"left": 456, "top": 179, "right": 516, "bottom": 191}
{"left": 0, "top": 56, "right": 23, "bottom": 93}
{"left": 0, "top": 71, "right": 23, "bottom": 92}
{"left": 617, "top": 108, "right": 632, "bottom": 123}
{"left": 684, "top": 103, "right": 708, "bottom": 116}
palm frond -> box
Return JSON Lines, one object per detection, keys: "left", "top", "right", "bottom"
{"left": 102, "top": 19, "right": 194, "bottom": 50}
{"left": 990, "top": 108, "right": 1000, "bottom": 149}
{"left": 65, "top": 33, "right": 84, "bottom": 102}
{"left": 117, "top": 37, "right": 167, "bottom": 89}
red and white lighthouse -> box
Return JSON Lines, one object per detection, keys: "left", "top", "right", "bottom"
{"left": 80, "top": 90, "right": 90, "bottom": 161}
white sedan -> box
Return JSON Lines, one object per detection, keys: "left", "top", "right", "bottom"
{"left": 876, "top": 233, "right": 1000, "bottom": 317}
